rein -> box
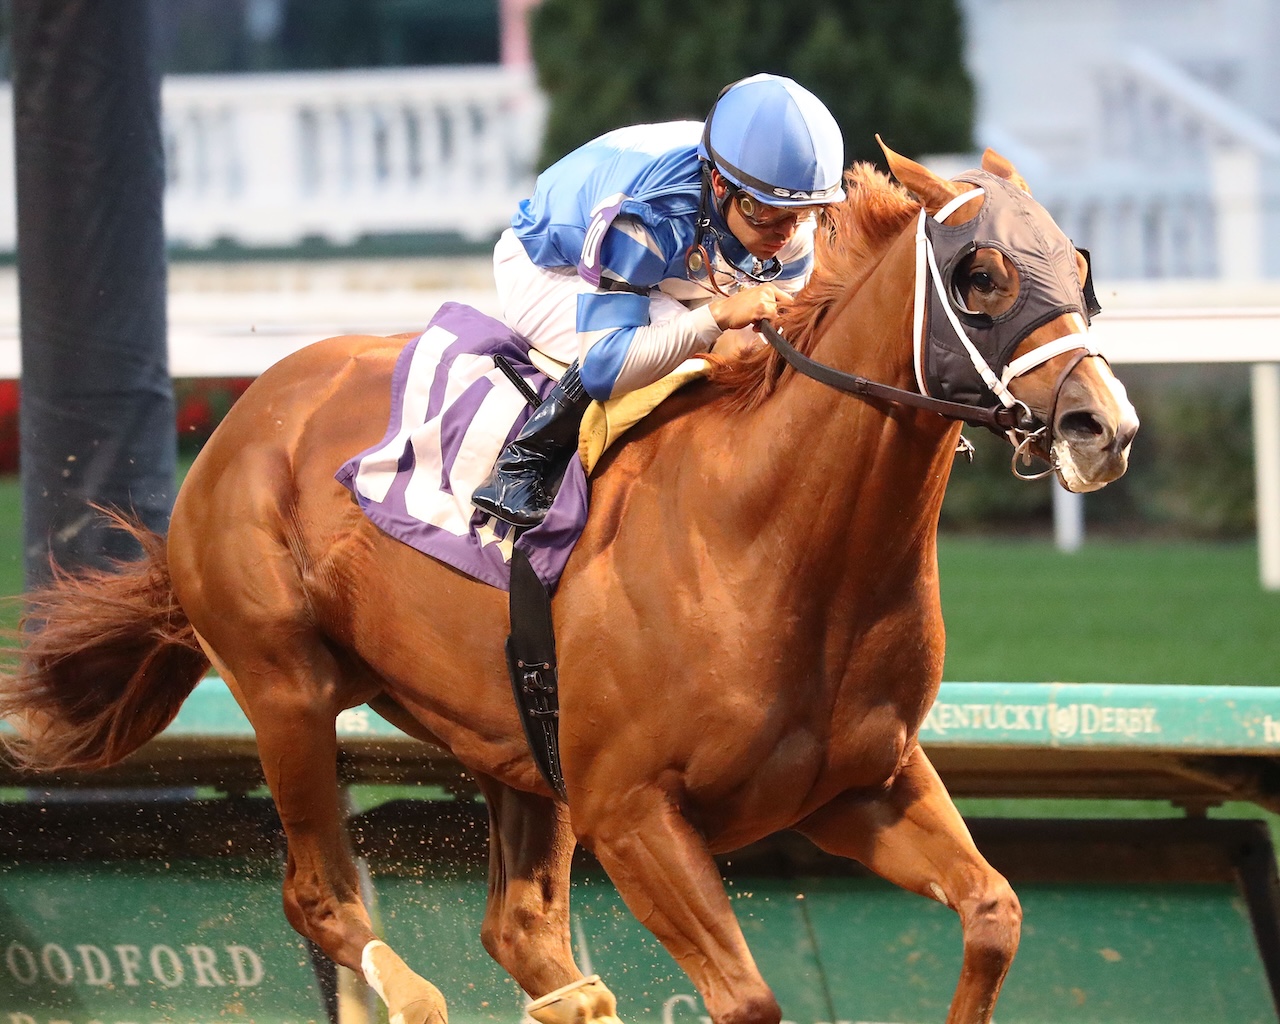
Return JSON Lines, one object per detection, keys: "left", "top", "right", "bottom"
{"left": 758, "top": 320, "right": 1031, "bottom": 432}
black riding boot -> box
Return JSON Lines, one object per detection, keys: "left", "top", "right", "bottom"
{"left": 471, "top": 362, "right": 591, "bottom": 528}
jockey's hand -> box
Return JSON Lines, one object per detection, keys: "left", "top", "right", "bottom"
{"left": 708, "top": 284, "right": 788, "bottom": 331}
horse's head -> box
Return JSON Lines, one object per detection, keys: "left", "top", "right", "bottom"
{"left": 878, "top": 140, "right": 1139, "bottom": 492}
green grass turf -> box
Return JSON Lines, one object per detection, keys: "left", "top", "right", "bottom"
{"left": 938, "top": 536, "right": 1280, "bottom": 686}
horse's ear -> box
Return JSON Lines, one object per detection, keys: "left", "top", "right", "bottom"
{"left": 876, "top": 134, "right": 964, "bottom": 214}
{"left": 981, "top": 147, "right": 1032, "bottom": 195}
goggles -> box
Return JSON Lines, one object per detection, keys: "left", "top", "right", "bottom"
{"left": 734, "top": 191, "right": 818, "bottom": 230}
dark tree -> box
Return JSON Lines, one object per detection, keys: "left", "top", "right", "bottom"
{"left": 530, "top": 0, "right": 974, "bottom": 169}
{"left": 148, "top": 0, "right": 500, "bottom": 74}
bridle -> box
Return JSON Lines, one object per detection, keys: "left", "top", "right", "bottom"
{"left": 760, "top": 172, "right": 1106, "bottom": 480}
{"left": 759, "top": 318, "right": 1087, "bottom": 480}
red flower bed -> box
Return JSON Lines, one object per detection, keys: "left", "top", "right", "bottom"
{"left": 173, "top": 378, "right": 256, "bottom": 453}
{"left": 0, "top": 381, "right": 18, "bottom": 473}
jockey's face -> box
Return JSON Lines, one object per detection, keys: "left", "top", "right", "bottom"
{"left": 712, "top": 169, "right": 816, "bottom": 262}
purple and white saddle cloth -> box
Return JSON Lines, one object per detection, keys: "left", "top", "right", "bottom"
{"left": 335, "top": 302, "right": 589, "bottom": 592}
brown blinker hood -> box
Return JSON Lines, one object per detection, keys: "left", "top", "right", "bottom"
{"left": 921, "top": 170, "right": 1101, "bottom": 409}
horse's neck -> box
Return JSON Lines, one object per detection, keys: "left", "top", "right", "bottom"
{"left": 728, "top": 228, "right": 960, "bottom": 589}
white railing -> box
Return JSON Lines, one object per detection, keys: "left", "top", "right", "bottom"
{"left": 982, "top": 46, "right": 1280, "bottom": 282}
{"left": 0, "top": 55, "right": 1270, "bottom": 276}
{"left": 1100, "top": 47, "right": 1280, "bottom": 282}
{"left": 1102, "top": 47, "right": 1280, "bottom": 167}
{"left": 1038, "top": 171, "right": 1219, "bottom": 279}
{"left": 0, "top": 65, "right": 546, "bottom": 251}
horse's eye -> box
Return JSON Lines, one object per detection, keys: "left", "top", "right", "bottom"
{"left": 968, "top": 271, "right": 996, "bottom": 294}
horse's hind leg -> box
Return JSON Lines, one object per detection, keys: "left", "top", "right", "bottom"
{"left": 202, "top": 639, "right": 447, "bottom": 1024}
{"left": 171, "top": 442, "right": 444, "bottom": 1022}
{"left": 475, "top": 776, "right": 578, "bottom": 991}
{"left": 474, "top": 775, "right": 619, "bottom": 1023}
{"left": 796, "top": 746, "right": 1021, "bottom": 1024}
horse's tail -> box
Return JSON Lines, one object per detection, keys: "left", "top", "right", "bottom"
{"left": 0, "top": 510, "right": 210, "bottom": 772}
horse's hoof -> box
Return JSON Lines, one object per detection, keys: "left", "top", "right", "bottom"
{"left": 528, "top": 976, "right": 620, "bottom": 1024}
{"left": 362, "top": 940, "right": 449, "bottom": 1024}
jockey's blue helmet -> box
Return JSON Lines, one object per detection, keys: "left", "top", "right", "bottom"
{"left": 698, "top": 73, "right": 846, "bottom": 208}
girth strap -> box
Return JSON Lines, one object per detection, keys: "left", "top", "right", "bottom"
{"left": 505, "top": 547, "right": 567, "bottom": 798}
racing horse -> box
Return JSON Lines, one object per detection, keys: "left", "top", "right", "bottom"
{"left": 0, "top": 143, "right": 1137, "bottom": 1024}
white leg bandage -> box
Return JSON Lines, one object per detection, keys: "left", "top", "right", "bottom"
{"left": 527, "top": 974, "right": 602, "bottom": 1013}
{"left": 361, "top": 939, "right": 392, "bottom": 1003}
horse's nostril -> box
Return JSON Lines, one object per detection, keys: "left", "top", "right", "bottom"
{"left": 1056, "top": 410, "right": 1104, "bottom": 442}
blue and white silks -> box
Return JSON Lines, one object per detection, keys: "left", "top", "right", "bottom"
{"left": 510, "top": 122, "right": 814, "bottom": 401}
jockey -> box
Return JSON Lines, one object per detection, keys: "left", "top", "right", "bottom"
{"left": 471, "top": 73, "right": 846, "bottom": 527}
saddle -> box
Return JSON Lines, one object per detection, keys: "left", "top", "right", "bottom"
{"left": 337, "top": 301, "right": 711, "bottom": 798}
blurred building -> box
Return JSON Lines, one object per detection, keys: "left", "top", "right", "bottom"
{"left": 958, "top": 0, "right": 1280, "bottom": 280}
{"left": 0, "top": 0, "right": 1275, "bottom": 281}
{"left": 0, "top": 0, "right": 538, "bottom": 256}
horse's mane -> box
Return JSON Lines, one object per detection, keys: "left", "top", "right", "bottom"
{"left": 708, "top": 163, "right": 920, "bottom": 411}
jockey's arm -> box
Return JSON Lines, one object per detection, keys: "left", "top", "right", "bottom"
{"left": 576, "top": 216, "right": 809, "bottom": 401}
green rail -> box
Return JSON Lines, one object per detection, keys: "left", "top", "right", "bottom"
{"left": 171, "top": 677, "right": 1280, "bottom": 754}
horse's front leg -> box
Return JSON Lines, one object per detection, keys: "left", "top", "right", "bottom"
{"left": 796, "top": 745, "right": 1021, "bottom": 1024}
{"left": 572, "top": 784, "right": 780, "bottom": 1024}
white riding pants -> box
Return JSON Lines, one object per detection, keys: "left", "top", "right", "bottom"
{"left": 493, "top": 228, "right": 692, "bottom": 374}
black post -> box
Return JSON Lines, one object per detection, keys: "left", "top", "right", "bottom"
{"left": 11, "top": 0, "right": 173, "bottom": 586}
{"left": 1232, "top": 821, "right": 1280, "bottom": 1022}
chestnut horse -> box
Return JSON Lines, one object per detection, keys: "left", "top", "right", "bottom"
{"left": 0, "top": 146, "right": 1137, "bottom": 1024}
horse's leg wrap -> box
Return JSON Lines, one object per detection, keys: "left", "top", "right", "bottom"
{"left": 362, "top": 940, "right": 448, "bottom": 1024}
{"left": 527, "top": 974, "right": 621, "bottom": 1024}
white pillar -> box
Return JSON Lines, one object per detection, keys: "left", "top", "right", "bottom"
{"left": 233, "top": 93, "right": 306, "bottom": 246}
{"left": 1210, "top": 146, "right": 1264, "bottom": 280}
{"left": 337, "top": 965, "right": 378, "bottom": 1024}
{"left": 1053, "top": 484, "right": 1085, "bottom": 553}
{"left": 1211, "top": 145, "right": 1272, "bottom": 588}
{"left": 1253, "top": 363, "right": 1280, "bottom": 590}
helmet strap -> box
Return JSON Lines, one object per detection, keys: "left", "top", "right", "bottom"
{"left": 697, "top": 162, "right": 715, "bottom": 236}
{"left": 686, "top": 164, "right": 730, "bottom": 296}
